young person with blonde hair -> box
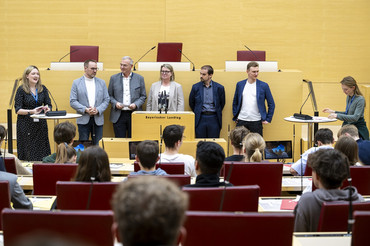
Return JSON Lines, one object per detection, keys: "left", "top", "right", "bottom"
{"left": 243, "top": 133, "right": 266, "bottom": 162}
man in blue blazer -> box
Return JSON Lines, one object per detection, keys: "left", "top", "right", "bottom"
{"left": 189, "top": 65, "right": 225, "bottom": 138}
{"left": 108, "top": 56, "right": 146, "bottom": 138}
{"left": 232, "top": 61, "right": 275, "bottom": 136}
{"left": 70, "top": 59, "right": 110, "bottom": 145}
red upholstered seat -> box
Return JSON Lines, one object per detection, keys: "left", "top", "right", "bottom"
{"left": 184, "top": 211, "right": 294, "bottom": 246}
{"left": 157, "top": 42, "right": 182, "bottom": 62}
{"left": 133, "top": 162, "right": 185, "bottom": 174}
{"left": 32, "top": 163, "right": 78, "bottom": 195}
{"left": 127, "top": 174, "right": 191, "bottom": 187}
{"left": 352, "top": 211, "right": 370, "bottom": 246}
{"left": 312, "top": 166, "right": 370, "bottom": 194}
{"left": 1, "top": 208, "right": 114, "bottom": 246}
{"left": 224, "top": 162, "right": 283, "bottom": 196}
{"left": 56, "top": 181, "right": 118, "bottom": 210}
{"left": 0, "top": 181, "right": 10, "bottom": 230}
{"left": 237, "top": 50, "right": 266, "bottom": 61}
{"left": 318, "top": 201, "right": 370, "bottom": 232}
{"left": 70, "top": 45, "right": 99, "bottom": 62}
{"left": 4, "top": 157, "right": 17, "bottom": 175}
{"left": 183, "top": 185, "right": 260, "bottom": 212}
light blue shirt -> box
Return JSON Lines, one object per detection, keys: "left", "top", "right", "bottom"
{"left": 130, "top": 168, "right": 167, "bottom": 176}
{"left": 291, "top": 145, "right": 333, "bottom": 176}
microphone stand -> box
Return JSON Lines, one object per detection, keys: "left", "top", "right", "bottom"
{"left": 133, "top": 46, "right": 156, "bottom": 71}
{"left": 244, "top": 45, "right": 260, "bottom": 61}
{"left": 178, "top": 49, "right": 195, "bottom": 71}
{"left": 59, "top": 49, "right": 80, "bottom": 62}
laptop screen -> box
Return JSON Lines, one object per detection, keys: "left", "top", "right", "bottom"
{"left": 128, "top": 140, "right": 159, "bottom": 160}
{"left": 264, "top": 140, "right": 292, "bottom": 160}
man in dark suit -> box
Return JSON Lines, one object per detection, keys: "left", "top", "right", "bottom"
{"left": 108, "top": 56, "right": 146, "bottom": 138}
{"left": 189, "top": 65, "right": 225, "bottom": 138}
{"left": 70, "top": 59, "right": 110, "bottom": 145}
{"left": 232, "top": 61, "right": 275, "bottom": 136}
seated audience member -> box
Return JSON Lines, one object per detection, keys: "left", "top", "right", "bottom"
{"left": 159, "top": 125, "right": 196, "bottom": 177}
{"left": 112, "top": 176, "right": 188, "bottom": 246}
{"left": 184, "top": 141, "right": 232, "bottom": 187}
{"left": 294, "top": 149, "right": 364, "bottom": 232}
{"left": 130, "top": 140, "right": 167, "bottom": 176}
{"left": 0, "top": 125, "right": 30, "bottom": 175}
{"left": 337, "top": 124, "right": 370, "bottom": 165}
{"left": 43, "top": 121, "right": 81, "bottom": 163}
{"left": 290, "top": 128, "right": 334, "bottom": 176}
{"left": 225, "top": 126, "right": 249, "bottom": 161}
{"left": 73, "top": 146, "right": 111, "bottom": 182}
{"left": 0, "top": 171, "right": 33, "bottom": 209}
{"left": 55, "top": 143, "right": 77, "bottom": 164}
{"left": 335, "top": 135, "right": 362, "bottom": 166}
{"left": 243, "top": 132, "right": 266, "bottom": 162}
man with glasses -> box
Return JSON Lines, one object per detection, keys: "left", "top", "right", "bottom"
{"left": 108, "top": 56, "right": 146, "bottom": 138}
{"left": 189, "top": 65, "right": 225, "bottom": 138}
{"left": 70, "top": 59, "right": 110, "bottom": 145}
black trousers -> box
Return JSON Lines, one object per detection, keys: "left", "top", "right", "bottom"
{"left": 236, "top": 119, "right": 263, "bottom": 136}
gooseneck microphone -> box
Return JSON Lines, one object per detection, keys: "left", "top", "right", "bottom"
{"left": 133, "top": 46, "right": 156, "bottom": 71}
{"left": 293, "top": 80, "right": 313, "bottom": 120}
{"left": 59, "top": 49, "right": 80, "bottom": 62}
{"left": 46, "top": 89, "right": 67, "bottom": 116}
{"left": 178, "top": 49, "right": 195, "bottom": 71}
{"left": 244, "top": 45, "right": 260, "bottom": 61}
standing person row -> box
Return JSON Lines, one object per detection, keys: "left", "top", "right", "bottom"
{"left": 15, "top": 65, "right": 52, "bottom": 161}
{"left": 323, "top": 76, "right": 369, "bottom": 140}
{"left": 70, "top": 59, "right": 110, "bottom": 145}
{"left": 232, "top": 61, "right": 275, "bottom": 137}
{"left": 108, "top": 56, "right": 147, "bottom": 138}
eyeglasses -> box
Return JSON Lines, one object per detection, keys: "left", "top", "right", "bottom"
{"left": 161, "top": 70, "right": 171, "bottom": 74}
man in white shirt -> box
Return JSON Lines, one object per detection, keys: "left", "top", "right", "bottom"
{"left": 159, "top": 124, "right": 196, "bottom": 177}
{"left": 232, "top": 61, "right": 275, "bottom": 136}
{"left": 290, "top": 128, "right": 335, "bottom": 176}
{"left": 70, "top": 60, "right": 110, "bottom": 145}
{"left": 108, "top": 56, "right": 146, "bottom": 138}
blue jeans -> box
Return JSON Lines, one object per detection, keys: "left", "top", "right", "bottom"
{"left": 78, "top": 117, "right": 103, "bottom": 145}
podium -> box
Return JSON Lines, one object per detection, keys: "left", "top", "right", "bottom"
{"left": 225, "top": 61, "right": 278, "bottom": 72}
{"left": 50, "top": 62, "right": 104, "bottom": 71}
{"left": 137, "top": 62, "right": 191, "bottom": 71}
{"left": 131, "top": 111, "right": 195, "bottom": 140}
{"left": 100, "top": 111, "right": 227, "bottom": 159}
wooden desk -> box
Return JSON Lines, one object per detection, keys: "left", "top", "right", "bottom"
{"left": 281, "top": 176, "right": 311, "bottom": 192}
{"left": 26, "top": 195, "right": 56, "bottom": 210}
{"left": 100, "top": 138, "right": 227, "bottom": 159}
{"left": 293, "top": 233, "right": 351, "bottom": 246}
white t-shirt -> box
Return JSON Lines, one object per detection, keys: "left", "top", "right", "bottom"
{"left": 159, "top": 153, "right": 196, "bottom": 177}
{"left": 84, "top": 76, "right": 95, "bottom": 107}
{"left": 122, "top": 73, "right": 131, "bottom": 110}
{"left": 238, "top": 80, "right": 261, "bottom": 121}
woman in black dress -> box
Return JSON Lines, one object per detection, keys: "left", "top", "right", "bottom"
{"left": 15, "top": 65, "right": 52, "bottom": 161}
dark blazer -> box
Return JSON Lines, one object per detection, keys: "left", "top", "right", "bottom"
{"left": 108, "top": 72, "right": 146, "bottom": 123}
{"left": 232, "top": 79, "right": 275, "bottom": 122}
{"left": 189, "top": 81, "right": 225, "bottom": 128}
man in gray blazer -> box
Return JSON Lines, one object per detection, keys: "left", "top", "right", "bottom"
{"left": 108, "top": 56, "right": 146, "bottom": 138}
{"left": 0, "top": 171, "right": 33, "bottom": 209}
{"left": 70, "top": 59, "right": 110, "bottom": 145}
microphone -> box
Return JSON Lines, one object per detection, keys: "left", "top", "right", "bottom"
{"left": 133, "top": 46, "right": 156, "bottom": 71}
{"left": 45, "top": 89, "right": 67, "bottom": 116}
{"left": 178, "top": 49, "right": 195, "bottom": 71}
{"left": 158, "top": 125, "right": 163, "bottom": 168}
{"left": 244, "top": 45, "right": 260, "bottom": 61}
{"left": 346, "top": 164, "right": 353, "bottom": 234}
{"left": 158, "top": 91, "right": 163, "bottom": 113}
{"left": 293, "top": 79, "right": 313, "bottom": 120}
{"left": 164, "top": 91, "right": 169, "bottom": 114}
{"left": 59, "top": 49, "right": 80, "bottom": 62}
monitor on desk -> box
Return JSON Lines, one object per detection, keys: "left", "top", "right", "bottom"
{"left": 264, "top": 140, "right": 292, "bottom": 160}
{"left": 129, "top": 140, "right": 159, "bottom": 160}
